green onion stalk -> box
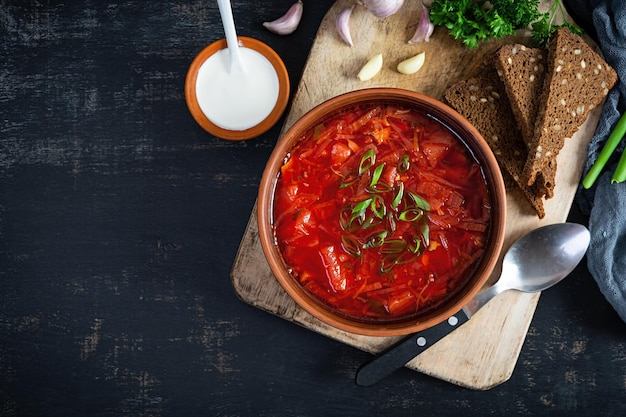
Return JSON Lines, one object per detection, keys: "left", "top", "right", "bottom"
{"left": 582, "top": 112, "right": 626, "bottom": 188}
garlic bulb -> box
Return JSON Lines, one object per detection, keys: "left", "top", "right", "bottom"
{"left": 336, "top": 0, "right": 405, "bottom": 47}
{"left": 361, "top": 0, "right": 404, "bottom": 19}
{"left": 263, "top": 0, "right": 303, "bottom": 35}
{"left": 336, "top": 6, "right": 354, "bottom": 46}
{"left": 408, "top": 4, "right": 434, "bottom": 44}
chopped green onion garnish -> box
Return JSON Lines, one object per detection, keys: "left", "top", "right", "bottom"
{"left": 380, "top": 239, "right": 407, "bottom": 254}
{"left": 339, "top": 170, "right": 359, "bottom": 188}
{"left": 391, "top": 182, "right": 404, "bottom": 209}
{"left": 398, "top": 208, "right": 423, "bottom": 222}
{"left": 350, "top": 198, "right": 372, "bottom": 225}
{"left": 408, "top": 237, "right": 421, "bottom": 254}
{"left": 339, "top": 205, "right": 354, "bottom": 231}
{"left": 421, "top": 223, "right": 430, "bottom": 247}
{"left": 369, "top": 163, "right": 385, "bottom": 187}
{"left": 365, "top": 183, "right": 392, "bottom": 193}
{"left": 397, "top": 154, "right": 410, "bottom": 173}
{"left": 408, "top": 191, "right": 431, "bottom": 211}
{"left": 336, "top": 149, "right": 431, "bottom": 272}
{"left": 380, "top": 255, "right": 399, "bottom": 274}
{"left": 387, "top": 212, "right": 397, "bottom": 232}
{"left": 396, "top": 251, "right": 420, "bottom": 265}
{"left": 341, "top": 235, "right": 361, "bottom": 258}
{"left": 361, "top": 215, "right": 382, "bottom": 229}
{"left": 352, "top": 198, "right": 373, "bottom": 216}
{"left": 359, "top": 149, "right": 376, "bottom": 174}
{"left": 364, "top": 230, "right": 387, "bottom": 249}
{"left": 370, "top": 195, "right": 386, "bottom": 219}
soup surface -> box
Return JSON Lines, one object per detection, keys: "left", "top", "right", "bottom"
{"left": 273, "top": 103, "right": 491, "bottom": 321}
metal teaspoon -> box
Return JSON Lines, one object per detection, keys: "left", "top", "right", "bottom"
{"left": 355, "top": 222, "right": 591, "bottom": 387}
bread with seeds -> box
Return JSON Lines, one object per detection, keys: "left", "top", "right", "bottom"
{"left": 495, "top": 44, "right": 547, "bottom": 147}
{"left": 443, "top": 75, "right": 547, "bottom": 218}
{"left": 495, "top": 44, "right": 556, "bottom": 198}
{"left": 521, "top": 28, "right": 618, "bottom": 187}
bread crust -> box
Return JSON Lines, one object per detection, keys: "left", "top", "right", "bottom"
{"left": 521, "top": 28, "right": 618, "bottom": 186}
{"left": 443, "top": 75, "right": 547, "bottom": 218}
{"left": 495, "top": 44, "right": 547, "bottom": 147}
{"left": 442, "top": 28, "right": 616, "bottom": 219}
{"left": 495, "top": 44, "right": 556, "bottom": 199}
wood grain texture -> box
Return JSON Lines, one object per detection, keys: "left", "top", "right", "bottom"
{"left": 5, "top": 1, "right": 626, "bottom": 415}
{"left": 231, "top": 0, "right": 602, "bottom": 389}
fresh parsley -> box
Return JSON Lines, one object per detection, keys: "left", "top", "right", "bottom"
{"left": 531, "top": 0, "right": 583, "bottom": 45}
{"left": 429, "top": 0, "right": 583, "bottom": 48}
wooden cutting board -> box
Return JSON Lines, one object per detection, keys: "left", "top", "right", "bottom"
{"left": 231, "top": 0, "right": 601, "bottom": 390}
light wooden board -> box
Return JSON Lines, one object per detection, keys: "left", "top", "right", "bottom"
{"left": 231, "top": 0, "right": 602, "bottom": 390}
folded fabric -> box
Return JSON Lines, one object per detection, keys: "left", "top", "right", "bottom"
{"left": 587, "top": 173, "right": 626, "bottom": 322}
{"left": 567, "top": 0, "right": 626, "bottom": 323}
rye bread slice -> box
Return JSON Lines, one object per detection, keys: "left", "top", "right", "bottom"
{"left": 495, "top": 44, "right": 556, "bottom": 199}
{"left": 495, "top": 44, "right": 547, "bottom": 146}
{"left": 443, "top": 75, "right": 547, "bottom": 218}
{"left": 521, "top": 28, "right": 618, "bottom": 187}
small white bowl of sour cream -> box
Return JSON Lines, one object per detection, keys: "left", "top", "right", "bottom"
{"left": 185, "top": 37, "right": 290, "bottom": 140}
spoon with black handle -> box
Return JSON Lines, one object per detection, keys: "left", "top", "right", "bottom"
{"left": 355, "top": 222, "right": 590, "bottom": 387}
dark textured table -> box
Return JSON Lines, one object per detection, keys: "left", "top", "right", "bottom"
{"left": 2, "top": 1, "right": 626, "bottom": 416}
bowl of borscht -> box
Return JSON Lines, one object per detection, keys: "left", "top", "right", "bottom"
{"left": 258, "top": 88, "right": 506, "bottom": 336}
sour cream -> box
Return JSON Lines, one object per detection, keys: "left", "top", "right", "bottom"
{"left": 195, "top": 47, "right": 280, "bottom": 131}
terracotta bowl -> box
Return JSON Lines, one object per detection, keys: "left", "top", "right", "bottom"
{"left": 258, "top": 88, "right": 506, "bottom": 337}
{"left": 184, "top": 37, "right": 290, "bottom": 141}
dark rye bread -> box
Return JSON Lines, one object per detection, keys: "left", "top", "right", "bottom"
{"left": 521, "top": 28, "right": 618, "bottom": 186}
{"left": 495, "top": 44, "right": 556, "bottom": 199}
{"left": 443, "top": 75, "right": 547, "bottom": 218}
{"left": 495, "top": 44, "right": 547, "bottom": 146}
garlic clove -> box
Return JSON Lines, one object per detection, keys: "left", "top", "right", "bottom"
{"left": 397, "top": 52, "right": 426, "bottom": 75}
{"left": 263, "top": 0, "right": 303, "bottom": 35}
{"left": 358, "top": 53, "right": 383, "bottom": 81}
{"left": 408, "top": 4, "right": 434, "bottom": 44}
{"left": 362, "top": 0, "right": 405, "bottom": 19}
{"left": 336, "top": 6, "right": 354, "bottom": 47}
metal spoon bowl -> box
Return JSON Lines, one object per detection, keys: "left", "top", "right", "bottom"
{"left": 355, "top": 222, "right": 591, "bottom": 387}
{"left": 463, "top": 222, "right": 590, "bottom": 315}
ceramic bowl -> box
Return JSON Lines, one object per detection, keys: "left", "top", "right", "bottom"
{"left": 258, "top": 88, "right": 506, "bottom": 336}
{"left": 185, "top": 37, "right": 290, "bottom": 141}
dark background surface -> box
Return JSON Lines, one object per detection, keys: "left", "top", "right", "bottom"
{"left": 2, "top": 1, "right": 626, "bottom": 416}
